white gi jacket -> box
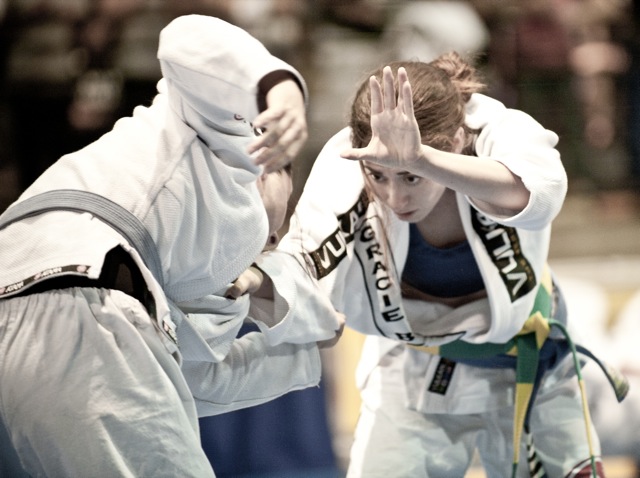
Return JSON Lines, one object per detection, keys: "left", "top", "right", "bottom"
{"left": 281, "top": 93, "right": 568, "bottom": 405}
{"left": 0, "top": 15, "right": 339, "bottom": 417}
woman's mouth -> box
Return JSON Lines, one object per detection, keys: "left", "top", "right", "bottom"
{"left": 394, "top": 210, "right": 415, "bottom": 221}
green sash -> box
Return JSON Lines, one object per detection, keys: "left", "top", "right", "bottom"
{"left": 411, "top": 265, "right": 629, "bottom": 478}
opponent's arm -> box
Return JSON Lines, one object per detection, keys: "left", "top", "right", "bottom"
{"left": 158, "top": 15, "right": 308, "bottom": 173}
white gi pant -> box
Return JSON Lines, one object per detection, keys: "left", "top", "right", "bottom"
{"left": 347, "top": 345, "right": 601, "bottom": 478}
{"left": 0, "top": 287, "right": 215, "bottom": 478}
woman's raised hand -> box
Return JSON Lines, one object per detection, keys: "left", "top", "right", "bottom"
{"left": 341, "top": 66, "right": 422, "bottom": 170}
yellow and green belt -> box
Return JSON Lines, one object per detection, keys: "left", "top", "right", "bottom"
{"left": 411, "top": 266, "right": 629, "bottom": 478}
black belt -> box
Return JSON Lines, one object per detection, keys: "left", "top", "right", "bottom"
{"left": 13, "top": 246, "right": 155, "bottom": 318}
{"left": 0, "top": 190, "right": 164, "bottom": 288}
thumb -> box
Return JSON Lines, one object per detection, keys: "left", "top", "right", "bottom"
{"left": 225, "top": 266, "right": 264, "bottom": 299}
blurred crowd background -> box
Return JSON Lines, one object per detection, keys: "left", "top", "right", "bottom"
{"left": 1, "top": 1, "right": 639, "bottom": 477}
{"left": 1, "top": 0, "right": 639, "bottom": 205}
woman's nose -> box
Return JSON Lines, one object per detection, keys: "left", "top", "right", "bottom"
{"left": 385, "top": 183, "right": 408, "bottom": 209}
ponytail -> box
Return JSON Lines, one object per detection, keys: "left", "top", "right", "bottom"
{"left": 429, "top": 51, "right": 485, "bottom": 103}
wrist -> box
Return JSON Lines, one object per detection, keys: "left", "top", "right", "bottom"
{"left": 257, "top": 70, "right": 301, "bottom": 111}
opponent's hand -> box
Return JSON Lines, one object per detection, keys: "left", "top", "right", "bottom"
{"left": 317, "top": 312, "right": 346, "bottom": 349}
{"left": 341, "top": 66, "right": 422, "bottom": 171}
{"left": 247, "top": 78, "right": 308, "bottom": 174}
{"left": 225, "top": 265, "right": 264, "bottom": 299}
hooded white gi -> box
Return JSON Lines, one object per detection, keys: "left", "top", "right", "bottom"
{"left": 280, "top": 94, "right": 607, "bottom": 476}
{"left": 0, "top": 15, "right": 339, "bottom": 478}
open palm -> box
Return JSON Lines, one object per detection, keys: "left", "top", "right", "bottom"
{"left": 342, "top": 66, "right": 422, "bottom": 171}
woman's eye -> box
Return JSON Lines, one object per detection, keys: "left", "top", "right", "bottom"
{"left": 405, "top": 175, "right": 420, "bottom": 185}
{"left": 368, "top": 172, "right": 385, "bottom": 182}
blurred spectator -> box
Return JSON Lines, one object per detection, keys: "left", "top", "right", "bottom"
{"left": 105, "top": 0, "right": 234, "bottom": 117}
{"left": 479, "top": 0, "right": 630, "bottom": 189}
{"left": 622, "top": 0, "right": 640, "bottom": 188}
{"left": 1, "top": 0, "right": 232, "bottom": 198}
{"left": 566, "top": 0, "right": 629, "bottom": 190}
{"left": 0, "top": 0, "right": 12, "bottom": 169}
{"left": 479, "top": 0, "right": 587, "bottom": 183}
{"left": 3, "top": 0, "right": 93, "bottom": 192}
{"left": 217, "top": 0, "right": 311, "bottom": 65}
{"left": 381, "top": 1, "right": 490, "bottom": 63}
{"left": 64, "top": 0, "right": 131, "bottom": 150}
{"left": 318, "top": 0, "right": 386, "bottom": 32}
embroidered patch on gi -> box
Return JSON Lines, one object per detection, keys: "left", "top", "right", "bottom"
{"left": 0, "top": 265, "right": 91, "bottom": 298}
{"left": 308, "top": 190, "right": 369, "bottom": 279}
{"left": 470, "top": 206, "right": 536, "bottom": 302}
{"left": 428, "top": 357, "right": 456, "bottom": 395}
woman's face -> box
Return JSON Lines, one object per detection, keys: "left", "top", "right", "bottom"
{"left": 363, "top": 162, "right": 446, "bottom": 223}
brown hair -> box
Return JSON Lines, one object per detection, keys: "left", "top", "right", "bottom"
{"left": 348, "top": 52, "right": 486, "bottom": 281}
{"left": 349, "top": 51, "right": 486, "bottom": 153}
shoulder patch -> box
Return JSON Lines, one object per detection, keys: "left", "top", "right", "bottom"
{"left": 308, "top": 190, "right": 369, "bottom": 279}
{"left": 470, "top": 207, "right": 536, "bottom": 302}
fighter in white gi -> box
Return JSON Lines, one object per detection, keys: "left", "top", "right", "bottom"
{"left": 279, "top": 55, "right": 626, "bottom": 477}
{"left": 0, "top": 15, "right": 341, "bottom": 477}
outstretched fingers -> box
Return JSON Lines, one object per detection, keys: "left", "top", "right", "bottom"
{"left": 372, "top": 66, "right": 410, "bottom": 116}
{"left": 342, "top": 65, "right": 417, "bottom": 164}
{"left": 397, "top": 67, "right": 414, "bottom": 118}
{"left": 370, "top": 75, "right": 383, "bottom": 115}
{"left": 382, "top": 65, "right": 397, "bottom": 111}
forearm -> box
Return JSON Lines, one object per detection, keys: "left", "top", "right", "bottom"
{"left": 183, "top": 333, "right": 321, "bottom": 417}
{"left": 416, "top": 145, "right": 531, "bottom": 216}
{"left": 258, "top": 71, "right": 306, "bottom": 112}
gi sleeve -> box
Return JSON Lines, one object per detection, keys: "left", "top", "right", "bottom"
{"left": 171, "top": 255, "right": 337, "bottom": 416}
{"left": 157, "top": 14, "right": 307, "bottom": 127}
{"left": 182, "top": 331, "right": 321, "bottom": 418}
{"left": 248, "top": 250, "right": 342, "bottom": 345}
{"left": 465, "top": 94, "right": 568, "bottom": 230}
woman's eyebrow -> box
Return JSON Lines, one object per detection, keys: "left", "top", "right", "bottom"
{"left": 364, "top": 165, "right": 411, "bottom": 176}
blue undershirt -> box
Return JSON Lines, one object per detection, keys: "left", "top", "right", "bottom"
{"left": 401, "top": 223, "right": 484, "bottom": 298}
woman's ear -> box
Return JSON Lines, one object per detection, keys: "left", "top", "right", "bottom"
{"left": 452, "top": 126, "right": 466, "bottom": 154}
